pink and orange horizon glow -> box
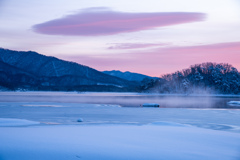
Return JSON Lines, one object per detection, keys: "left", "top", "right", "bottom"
{"left": 1, "top": 0, "right": 240, "bottom": 77}
{"left": 59, "top": 41, "right": 240, "bottom": 76}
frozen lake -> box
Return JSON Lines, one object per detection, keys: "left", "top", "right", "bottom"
{"left": 0, "top": 92, "right": 240, "bottom": 160}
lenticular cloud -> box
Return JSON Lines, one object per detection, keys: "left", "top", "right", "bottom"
{"left": 32, "top": 7, "right": 206, "bottom": 36}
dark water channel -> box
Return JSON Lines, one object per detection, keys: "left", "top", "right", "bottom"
{"left": 0, "top": 92, "right": 239, "bottom": 109}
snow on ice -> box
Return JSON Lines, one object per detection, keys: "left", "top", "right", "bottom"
{"left": 227, "top": 101, "right": 240, "bottom": 107}
{"left": 0, "top": 118, "right": 39, "bottom": 126}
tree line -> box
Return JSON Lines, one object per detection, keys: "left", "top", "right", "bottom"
{"left": 141, "top": 62, "right": 240, "bottom": 94}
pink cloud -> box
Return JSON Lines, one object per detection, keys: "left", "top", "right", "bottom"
{"left": 32, "top": 7, "right": 206, "bottom": 36}
{"left": 108, "top": 43, "right": 169, "bottom": 50}
{"left": 59, "top": 42, "right": 240, "bottom": 77}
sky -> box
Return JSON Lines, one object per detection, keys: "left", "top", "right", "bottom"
{"left": 0, "top": 0, "right": 240, "bottom": 77}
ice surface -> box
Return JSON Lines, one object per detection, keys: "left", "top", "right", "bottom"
{"left": 0, "top": 125, "right": 240, "bottom": 160}
{"left": 21, "top": 104, "right": 64, "bottom": 107}
{"left": 0, "top": 118, "right": 39, "bottom": 126}
{"left": 0, "top": 92, "right": 240, "bottom": 160}
{"left": 150, "top": 121, "right": 189, "bottom": 127}
{"left": 0, "top": 101, "right": 240, "bottom": 132}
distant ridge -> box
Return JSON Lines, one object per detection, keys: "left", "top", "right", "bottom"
{"left": 103, "top": 70, "right": 158, "bottom": 82}
{"left": 0, "top": 48, "right": 137, "bottom": 91}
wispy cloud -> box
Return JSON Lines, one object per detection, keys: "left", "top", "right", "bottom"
{"left": 59, "top": 42, "right": 240, "bottom": 76}
{"left": 108, "top": 43, "right": 169, "bottom": 50}
{"left": 32, "top": 7, "right": 206, "bottom": 36}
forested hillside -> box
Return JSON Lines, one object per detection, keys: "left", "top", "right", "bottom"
{"left": 0, "top": 48, "right": 137, "bottom": 91}
{"left": 143, "top": 62, "right": 240, "bottom": 94}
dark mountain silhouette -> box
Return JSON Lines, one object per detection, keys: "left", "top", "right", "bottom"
{"left": 0, "top": 48, "right": 138, "bottom": 91}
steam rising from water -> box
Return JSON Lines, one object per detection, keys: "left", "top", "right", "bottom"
{"left": 0, "top": 92, "right": 239, "bottom": 108}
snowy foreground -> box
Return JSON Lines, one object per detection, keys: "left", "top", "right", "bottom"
{"left": 1, "top": 123, "right": 240, "bottom": 160}
{"left": 0, "top": 92, "right": 240, "bottom": 160}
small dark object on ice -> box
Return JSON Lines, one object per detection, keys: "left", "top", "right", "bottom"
{"left": 142, "top": 103, "right": 160, "bottom": 107}
{"left": 77, "top": 118, "right": 83, "bottom": 122}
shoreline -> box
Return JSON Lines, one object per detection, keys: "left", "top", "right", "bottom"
{"left": 0, "top": 91, "right": 240, "bottom": 98}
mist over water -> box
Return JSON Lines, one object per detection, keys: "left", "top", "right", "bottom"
{"left": 0, "top": 92, "right": 239, "bottom": 108}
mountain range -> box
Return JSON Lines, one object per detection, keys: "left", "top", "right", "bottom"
{"left": 1, "top": 48, "right": 239, "bottom": 94}
{"left": 0, "top": 48, "right": 153, "bottom": 91}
